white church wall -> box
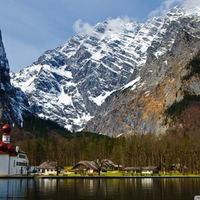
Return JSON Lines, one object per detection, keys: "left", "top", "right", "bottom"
{"left": 9, "top": 154, "right": 29, "bottom": 175}
{"left": 0, "top": 154, "right": 9, "bottom": 175}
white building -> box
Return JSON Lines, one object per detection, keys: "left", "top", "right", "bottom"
{"left": 0, "top": 123, "right": 29, "bottom": 176}
{"left": 37, "top": 161, "right": 58, "bottom": 175}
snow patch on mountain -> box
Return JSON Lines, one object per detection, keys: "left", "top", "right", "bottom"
{"left": 183, "top": 1, "right": 200, "bottom": 15}
{"left": 0, "top": 30, "right": 32, "bottom": 125}
{"left": 11, "top": 5, "right": 200, "bottom": 131}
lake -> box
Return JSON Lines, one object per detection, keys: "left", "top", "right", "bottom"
{"left": 0, "top": 177, "right": 200, "bottom": 199}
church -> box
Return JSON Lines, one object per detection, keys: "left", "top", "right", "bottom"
{"left": 0, "top": 123, "right": 29, "bottom": 176}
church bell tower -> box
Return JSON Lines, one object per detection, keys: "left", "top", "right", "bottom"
{"left": 2, "top": 123, "right": 11, "bottom": 144}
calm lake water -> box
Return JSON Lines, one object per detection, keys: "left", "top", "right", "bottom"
{"left": 0, "top": 177, "right": 200, "bottom": 200}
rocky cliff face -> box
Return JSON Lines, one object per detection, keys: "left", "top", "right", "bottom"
{"left": 11, "top": 5, "right": 200, "bottom": 135}
{"left": 0, "top": 30, "right": 31, "bottom": 125}
{"left": 11, "top": 14, "right": 164, "bottom": 131}
{"left": 84, "top": 12, "right": 200, "bottom": 136}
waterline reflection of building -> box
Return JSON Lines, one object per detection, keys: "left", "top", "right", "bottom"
{"left": 141, "top": 178, "right": 153, "bottom": 189}
{"left": 0, "top": 179, "right": 28, "bottom": 198}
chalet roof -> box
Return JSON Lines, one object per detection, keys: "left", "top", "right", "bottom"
{"left": 101, "top": 159, "right": 122, "bottom": 168}
{"left": 73, "top": 161, "right": 99, "bottom": 171}
{"left": 124, "top": 166, "right": 159, "bottom": 171}
{"left": 124, "top": 167, "right": 141, "bottom": 171}
{"left": 72, "top": 159, "right": 120, "bottom": 171}
{"left": 142, "top": 166, "right": 159, "bottom": 170}
{"left": 38, "top": 161, "right": 57, "bottom": 169}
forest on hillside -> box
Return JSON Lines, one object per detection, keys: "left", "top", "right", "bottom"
{"left": 1, "top": 112, "right": 200, "bottom": 174}
{"left": 13, "top": 129, "right": 200, "bottom": 174}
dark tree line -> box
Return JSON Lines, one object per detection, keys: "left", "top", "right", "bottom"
{"left": 14, "top": 131, "right": 200, "bottom": 174}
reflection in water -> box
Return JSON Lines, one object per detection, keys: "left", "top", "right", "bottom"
{"left": 0, "top": 179, "right": 29, "bottom": 199}
{"left": 0, "top": 178, "right": 200, "bottom": 199}
{"left": 141, "top": 178, "right": 153, "bottom": 189}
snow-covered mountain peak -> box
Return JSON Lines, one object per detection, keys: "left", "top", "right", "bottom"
{"left": 11, "top": 6, "right": 200, "bottom": 132}
{"left": 182, "top": 1, "right": 200, "bottom": 16}
{"left": 0, "top": 30, "right": 32, "bottom": 125}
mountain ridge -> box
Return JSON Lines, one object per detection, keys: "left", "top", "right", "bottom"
{"left": 11, "top": 11, "right": 165, "bottom": 131}
{"left": 0, "top": 30, "right": 32, "bottom": 126}
{"left": 84, "top": 18, "right": 200, "bottom": 136}
{"left": 10, "top": 5, "right": 200, "bottom": 136}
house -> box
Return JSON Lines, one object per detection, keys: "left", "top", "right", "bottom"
{"left": 141, "top": 166, "right": 160, "bottom": 175}
{"left": 123, "top": 167, "right": 141, "bottom": 173}
{"left": 124, "top": 166, "right": 159, "bottom": 175}
{"left": 0, "top": 124, "right": 29, "bottom": 176}
{"left": 72, "top": 161, "right": 98, "bottom": 173}
{"left": 37, "top": 161, "right": 61, "bottom": 175}
{"left": 170, "top": 163, "right": 188, "bottom": 173}
{"left": 71, "top": 159, "right": 122, "bottom": 174}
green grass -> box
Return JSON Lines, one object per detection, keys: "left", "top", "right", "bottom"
{"left": 62, "top": 167, "right": 200, "bottom": 177}
{"left": 103, "top": 171, "right": 124, "bottom": 176}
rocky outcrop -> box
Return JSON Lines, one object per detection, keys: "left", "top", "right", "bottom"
{"left": 11, "top": 15, "right": 164, "bottom": 131}
{"left": 0, "top": 30, "right": 31, "bottom": 125}
{"left": 84, "top": 14, "right": 200, "bottom": 136}
{"left": 11, "top": 6, "right": 200, "bottom": 135}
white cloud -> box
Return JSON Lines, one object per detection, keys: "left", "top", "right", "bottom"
{"left": 182, "top": 0, "right": 200, "bottom": 9}
{"left": 148, "top": 0, "right": 185, "bottom": 18}
{"left": 73, "top": 16, "right": 131, "bottom": 37}
{"left": 106, "top": 16, "right": 131, "bottom": 32}
{"left": 184, "top": 0, "right": 200, "bottom": 6}
{"left": 73, "top": 19, "right": 94, "bottom": 34}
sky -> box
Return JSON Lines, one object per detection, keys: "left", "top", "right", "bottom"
{"left": 0, "top": 0, "right": 198, "bottom": 73}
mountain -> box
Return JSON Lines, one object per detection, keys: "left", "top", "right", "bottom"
{"left": 11, "top": 15, "right": 164, "bottom": 131}
{"left": 0, "top": 30, "right": 31, "bottom": 125}
{"left": 84, "top": 6, "right": 200, "bottom": 136}
{"left": 11, "top": 5, "right": 200, "bottom": 135}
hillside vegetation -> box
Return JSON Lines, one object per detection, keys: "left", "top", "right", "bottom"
{"left": 3, "top": 116, "right": 200, "bottom": 175}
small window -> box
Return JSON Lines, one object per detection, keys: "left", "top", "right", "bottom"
{"left": 19, "top": 154, "right": 26, "bottom": 159}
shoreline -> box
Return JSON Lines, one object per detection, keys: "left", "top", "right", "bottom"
{"left": 0, "top": 175, "right": 200, "bottom": 179}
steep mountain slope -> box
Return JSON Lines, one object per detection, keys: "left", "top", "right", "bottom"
{"left": 84, "top": 9, "right": 200, "bottom": 136}
{"left": 11, "top": 15, "right": 164, "bottom": 131}
{"left": 11, "top": 5, "right": 200, "bottom": 135}
{"left": 0, "top": 30, "right": 32, "bottom": 125}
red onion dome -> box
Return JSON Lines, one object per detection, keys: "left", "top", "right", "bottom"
{"left": 2, "top": 124, "right": 11, "bottom": 134}
{"left": 7, "top": 144, "right": 15, "bottom": 153}
{"left": 0, "top": 141, "right": 8, "bottom": 152}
